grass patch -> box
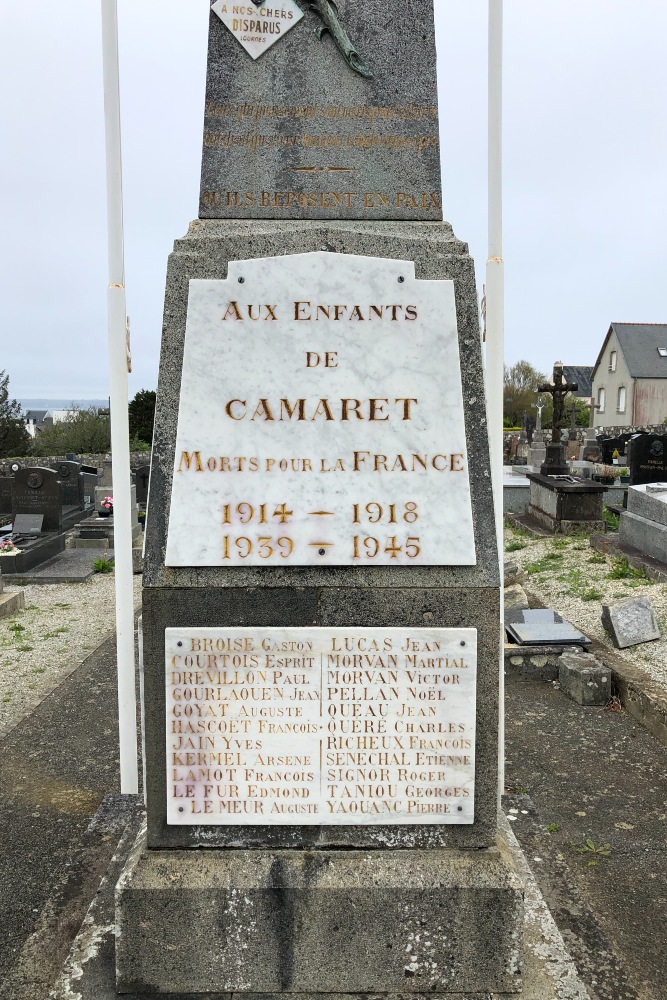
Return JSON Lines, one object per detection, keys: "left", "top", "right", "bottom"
{"left": 581, "top": 587, "right": 604, "bottom": 601}
{"left": 33, "top": 667, "right": 46, "bottom": 674}
{"left": 546, "top": 823, "right": 560, "bottom": 833}
{"left": 587, "top": 555, "right": 607, "bottom": 565}
{"left": 53, "top": 602, "right": 71, "bottom": 609}
{"left": 93, "top": 556, "right": 114, "bottom": 574}
{"left": 551, "top": 538, "right": 570, "bottom": 549}
{"left": 505, "top": 540, "right": 527, "bottom": 552}
{"left": 607, "top": 557, "right": 650, "bottom": 582}
{"left": 16, "top": 644, "right": 34, "bottom": 652}
{"left": 42, "top": 627, "right": 70, "bottom": 639}
{"left": 525, "top": 553, "right": 564, "bottom": 575}
{"left": 602, "top": 507, "right": 620, "bottom": 531}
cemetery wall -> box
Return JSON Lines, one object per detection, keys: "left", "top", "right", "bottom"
{"left": 595, "top": 423, "right": 666, "bottom": 437}
{"left": 1, "top": 451, "right": 150, "bottom": 473}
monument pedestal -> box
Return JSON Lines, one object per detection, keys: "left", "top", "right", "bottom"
{"left": 114, "top": 218, "right": 524, "bottom": 994}
{"left": 117, "top": 835, "right": 523, "bottom": 995}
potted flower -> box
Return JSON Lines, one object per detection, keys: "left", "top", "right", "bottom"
{"left": 618, "top": 467, "right": 630, "bottom": 484}
{"left": 612, "top": 448, "right": 620, "bottom": 465}
{"left": 99, "top": 495, "right": 114, "bottom": 518}
{"left": 592, "top": 464, "right": 617, "bottom": 485}
{"left": 0, "top": 539, "right": 20, "bottom": 556}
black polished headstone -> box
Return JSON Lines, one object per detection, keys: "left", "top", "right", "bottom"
{"left": 628, "top": 433, "right": 667, "bottom": 486}
{"left": 55, "top": 460, "right": 83, "bottom": 507}
{"left": 599, "top": 436, "right": 624, "bottom": 464}
{"left": 13, "top": 514, "right": 43, "bottom": 536}
{"left": 11, "top": 467, "right": 63, "bottom": 531}
{"left": 135, "top": 465, "right": 150, "bottom": 506}
{"left": 0, "top": 477, "right": 12, "bottom": 515}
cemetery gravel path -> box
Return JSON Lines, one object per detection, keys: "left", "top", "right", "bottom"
{"left": 0, "top": 576, "right": 141, "bottom": 991}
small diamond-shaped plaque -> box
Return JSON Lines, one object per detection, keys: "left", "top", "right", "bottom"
{"left": 211, "top": 0, "right": 304, "bottom": 60}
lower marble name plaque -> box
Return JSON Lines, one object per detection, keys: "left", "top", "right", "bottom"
{"left": 166, "top": 626, "right": 476, "bottom": 825}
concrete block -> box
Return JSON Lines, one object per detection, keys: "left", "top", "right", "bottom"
{"left": 116, "top": 831, "right": 524, "bottom": 996}
{"left": 504, "top": 643, "right": 564, "bottom": 682}
{"left": 559, "top": 651, "right": 611, "bottom": 706}
{"left": 619, "top": 510, "right": 667, "bottom": 566}
{"left": 0, "top": 589, "right": 25, "bottom": 619}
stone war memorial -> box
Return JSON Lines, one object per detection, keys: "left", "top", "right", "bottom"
{"left": 116, "top": 3, "right": 524, "bottom": 996}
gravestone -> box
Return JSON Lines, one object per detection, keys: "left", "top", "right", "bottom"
{"left": 601, "top": 596, "right": 661, "bottom": 649}
{"left": 55, "top": 460, "right": 83, "bottom": 507}
{"left": 0, "top": 476, "right": 12, "bottom": 515}
{"left": 618, "top": 482, "right": 667, "bottom": 566}
{"left": 11, "top": 467, "right": 62, "bottom": 531}
{"left": 627, "top": 433, "right": 667, "bottom": 485}
{"left": 135, "top": 464, "right": 150, "bottom": 506}
{"left": 115, "top": 4, "right": 523, "bottom": 996}
{"left": 80, "top": 469, "right": 98, "bottom": 508}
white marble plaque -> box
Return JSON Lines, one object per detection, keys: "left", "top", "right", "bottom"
{"left": 166, "top": 626, "right": 476, "bottom": 825}
{"left": 211, "top": 0, "right": 304, "bottom": 60}
{"left": 166, "top": 252, "right": 475, "bottom": 566}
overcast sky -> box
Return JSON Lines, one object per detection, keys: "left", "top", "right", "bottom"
{"left": 1, "top": 1, "right": 665, "bottom": 400}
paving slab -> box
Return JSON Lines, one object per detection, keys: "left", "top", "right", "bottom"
{"left": 1, "top": 548, "right": 97, "bottom": 584}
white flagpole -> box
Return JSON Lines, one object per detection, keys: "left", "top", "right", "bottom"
{"left": 101, "top": 0, "right": 138, "bottom": 794}
{"left": 486, "top": 0, "right": 505, "bottom": 803}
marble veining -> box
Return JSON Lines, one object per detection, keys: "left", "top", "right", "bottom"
{"left": 166, "top": 252, "right": 476, "bottom": 567}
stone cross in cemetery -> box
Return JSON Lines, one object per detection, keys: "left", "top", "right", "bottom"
{"left": 538, "top": 362, "right": 578, "bottom": 475}
{"left": 115, "top": 3, "right": 523, "bottom": 996}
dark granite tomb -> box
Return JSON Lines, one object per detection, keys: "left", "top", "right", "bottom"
{"left": 55, "top": 460, "right": 84, "bottom": 507}
{"left": 628, "top": 433, "right": 667, "bottom": 485}
{"left": 11, "top": 467, "right": 62, "bottom": 531}
{"left": 135, "top": 465, "right": 150, "bottom": 506}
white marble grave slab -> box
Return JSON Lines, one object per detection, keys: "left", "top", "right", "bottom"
{"left": 166, "top": 626, "right": 477, "bottom": 826}
{"left": 166, "top": 252, "right": 475, "bottom": 567}
{"left": 211, "top": 0, "right": 304, "bottom": 60}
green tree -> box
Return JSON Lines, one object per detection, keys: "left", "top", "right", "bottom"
{"left": 128, "top": 389, "right": 156, "bottom": 445}
{"left": 30, "top": 407, "right": 111, "bottom": 457}
{"left": 503, "top": 361, "right": 546, "bottom": 427}
{"left": 0, "top": 371, "right": 30, "bottom": 458}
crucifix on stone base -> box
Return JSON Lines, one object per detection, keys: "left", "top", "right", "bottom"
{"left": 537, "top": 362, "right": 578, "bottom": 475}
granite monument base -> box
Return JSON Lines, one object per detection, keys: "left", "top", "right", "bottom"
{"left": 619, "top": 510, "right": 667, "bottom": 564}
{"left": 116, "top": 833, "right": 523, "bottom": 996}
{"left": 526, "top": 474, "right": 607, "bottom": 534}
{"left": 122, "top": 219, "right": 523, "bottom": 995}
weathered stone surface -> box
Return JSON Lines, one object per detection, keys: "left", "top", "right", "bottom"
{"left": 200, "top": 2, "right": 442, "bottom": 222}
{"left": 601, "top": 596, "right": 661, "bottom": 649}
{"left": 504, "top": 583, "right": 529, "bottom": 611}
{"left": 503, "top": 561, "right": 526, "bottom": 588}
{"left": 559, "top": 651, "right": 611, "bottom": 706}
{"left": 626, "top": 483, "right": 667, "bottom": 527}
{"left": 116, "top": 831, "right": 523, "bottom": 995}
{"left": 504, "top": 644, "right": 565, "bottom": 683}
{"left": 619, "top": 510, "right": 667, "bottom": 566}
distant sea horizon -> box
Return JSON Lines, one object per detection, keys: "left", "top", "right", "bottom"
{"left": 18, "top": 398, "right": 108, "bottom": 412}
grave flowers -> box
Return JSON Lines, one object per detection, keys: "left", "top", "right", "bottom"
{"left": 0, "top": 539, "right": 20, "bottom": 556}
{"left": 99, "top": 495, "right": 114, "bottom": 518}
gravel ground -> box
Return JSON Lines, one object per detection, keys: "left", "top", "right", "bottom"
{"left": 0, "top": 574, "right": 142, "bottom": 740}
{"left": 505, "top": 524, "right": 667, "bottom": 689}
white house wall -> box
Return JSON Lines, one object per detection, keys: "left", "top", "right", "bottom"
{"left": 592, "top": 329, "right": 633, "bottom": 427}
